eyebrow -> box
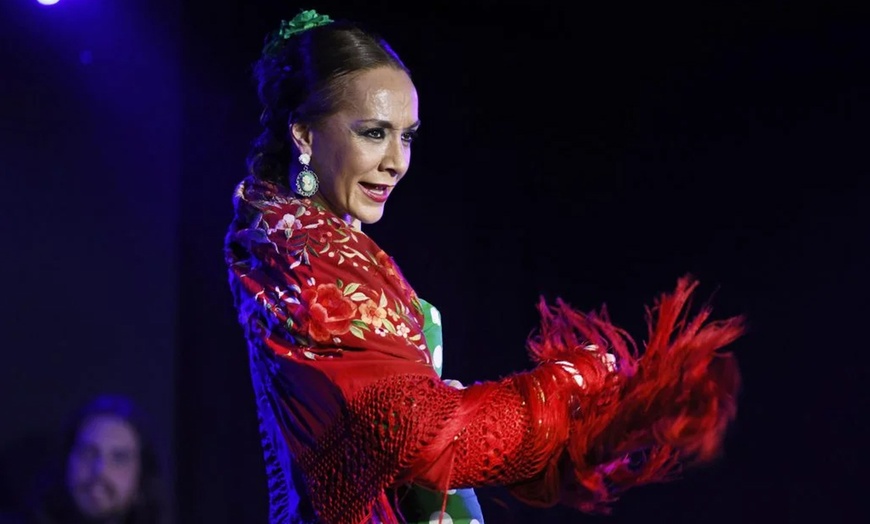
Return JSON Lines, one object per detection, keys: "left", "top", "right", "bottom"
{"left": 356, "top": 119, "right": 421, "bottom": 130}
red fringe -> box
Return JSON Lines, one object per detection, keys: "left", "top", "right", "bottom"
{"left": 526, "top": 275, "right": 745, "bottom": 514}
{"left": 368, "top": 491, "right": 403, "bottom": 524}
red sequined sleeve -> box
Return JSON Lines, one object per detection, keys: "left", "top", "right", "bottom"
{"left": 225, "top": 178, "right": 744, "bottom": 524}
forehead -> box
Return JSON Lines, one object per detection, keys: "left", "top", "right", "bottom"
{"left": 76, "top": 415, "right": 140, "bottom": 450}
{"left": 338, "top": 66, "right": 418, "bottom": 124}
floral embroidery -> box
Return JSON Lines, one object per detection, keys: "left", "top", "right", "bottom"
{"left": 230, "top": 178, "right": 428, "bottom": 358}
{"left": 374, "top": 249, "right": 415, "bottom": 301}
{"left": 341, "top": 283, "right": 422, "bottom": 344}
{"left": 270, "top": 213, "right": 303, "bottom": 238}
{"left": 299, "top": 283, "right": 356, "bottom": 343}
{"left": 359, "top": 300, "right": 387, "bottom": 328}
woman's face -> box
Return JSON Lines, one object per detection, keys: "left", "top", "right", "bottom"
{"left": 294, "top": 66, "right": 419, "bottom": 227}
{"left": 65, "top": 414, "right": 141, "bottom": 519}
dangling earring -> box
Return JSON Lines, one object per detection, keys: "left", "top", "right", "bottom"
{"left": 293, "top": 152, "right": 319, "bottom": 197}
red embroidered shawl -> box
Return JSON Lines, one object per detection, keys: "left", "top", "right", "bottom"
{"left": 225, "top": 176, "right": 744, "bottom": 524}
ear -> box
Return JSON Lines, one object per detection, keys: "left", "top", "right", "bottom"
{"left": 289, "top": 122, "right": 313, "bottom": 155}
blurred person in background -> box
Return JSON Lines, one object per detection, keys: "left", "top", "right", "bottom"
{"left": 11, "top": 394, "right": 171, "bottom": 524}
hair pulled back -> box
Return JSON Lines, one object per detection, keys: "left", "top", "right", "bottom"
{"left": 246, "top": 17, "right": 409, "bottom": 186}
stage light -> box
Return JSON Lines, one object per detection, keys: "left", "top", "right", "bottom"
{"left": 37, "top": 0, "right": 61, "bottom": 6}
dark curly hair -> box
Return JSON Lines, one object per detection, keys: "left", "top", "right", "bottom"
{"left": 246, "top": 17, "right": 410, "bottom": 186}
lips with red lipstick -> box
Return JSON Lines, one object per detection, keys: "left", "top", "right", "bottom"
{"left": 358, "top": 182, "right": 393, "bottom": 203}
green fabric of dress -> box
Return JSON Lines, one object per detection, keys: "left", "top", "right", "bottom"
{"left": 396, "top": 298, "right": 485, "bottom": 524}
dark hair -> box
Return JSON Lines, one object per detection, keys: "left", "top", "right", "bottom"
{"left": 246, "top": 17, "right": 410, "bottom": 185}
{"left": 25, "top": 395, "right": 170, "bottom": 524}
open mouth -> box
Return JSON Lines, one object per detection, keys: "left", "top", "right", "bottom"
{"left": 359, "top": 182, "right": 392, "bottom": 203}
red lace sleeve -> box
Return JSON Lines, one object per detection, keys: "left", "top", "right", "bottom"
{"left": 225, "top": 178, "right": 744, "bottom": 524}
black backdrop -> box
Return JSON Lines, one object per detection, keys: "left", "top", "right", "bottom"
{"left": 4, "top": 0, "right": 869, "bottom": 523}
{"left": 1, "top": 0, "right": 181, "bottom": 515}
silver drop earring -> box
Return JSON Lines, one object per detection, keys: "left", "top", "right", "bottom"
{"left": 293, "top": 152, "right": 319, "bottom": 197}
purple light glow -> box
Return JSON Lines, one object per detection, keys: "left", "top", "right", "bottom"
{"left": 37, "top": 0, "right": 60, "bottom": 6}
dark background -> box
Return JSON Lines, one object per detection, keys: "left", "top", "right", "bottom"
{"left": 2, "top": 0, "right": 868, "bottom": 522}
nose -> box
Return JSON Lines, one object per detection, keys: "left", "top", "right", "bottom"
{"left": 380, "top": 135, "right": 409, "bottom": 178}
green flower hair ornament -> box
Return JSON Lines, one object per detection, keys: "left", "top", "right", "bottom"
{"left": 263, "top": 9, "right": 334, "bottom": 57}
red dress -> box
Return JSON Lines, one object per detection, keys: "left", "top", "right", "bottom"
{"left": 224, "top": 176, "right": 745, "bottom": 524}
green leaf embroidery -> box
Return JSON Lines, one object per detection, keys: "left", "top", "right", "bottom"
{"left": 343, "top": 282, "right": 360, "bottom": 296}
{"left": 351, "top": 319, "right": 371, "bottom": 330}
{"left": 347, "top": 247, "right": 367, "bottom": 259}
{"left": 349, "top": 325, "right": 365, "bottom": 339}
{"left": 336, "top": 279, "right": 344, "bottom": 289}
{"left": 381, "top": 317, "right": 397, "bottom": 334}
{"left": 379, "top": 291, "right": 388, "bottom": 308}
{"left": 349, "top": 292, "right": 369, "bottom": 302}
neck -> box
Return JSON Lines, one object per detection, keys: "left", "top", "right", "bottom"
{"left": 310, "top": 194, "right": 362, "bottom": 231}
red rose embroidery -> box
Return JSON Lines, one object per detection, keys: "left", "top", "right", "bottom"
{"left": 300, "top": 283, "right": 356, "bottom": 343}
{"left": 375, "top": 250, "right": 411, "bottom": 294}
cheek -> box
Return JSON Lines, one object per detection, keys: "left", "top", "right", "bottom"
{"left": 341, "top": 143, "right": 385, "bottom": 179}
{"left": 108, "top": 463, "right": 140, "bottom": 493}
{"left": 318, "top": 141, "right": 384, "bottom": 190}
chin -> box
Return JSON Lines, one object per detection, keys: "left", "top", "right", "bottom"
{"left": 353, "top": 205, "right": 386, "bottom": 225}
{"left": 358, "top": 212, "right": 385, "bottom": 225}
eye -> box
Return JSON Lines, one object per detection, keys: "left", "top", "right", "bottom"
{"left": 401, "top": 130, "right": 419, "bottom": 144}
{"left": 111, "top": 450, "right": 135, "bottom": 467}
{"left": 362, "top": 128, "right": 385, "bottom": 139}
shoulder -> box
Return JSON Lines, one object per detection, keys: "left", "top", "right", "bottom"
{"left": 231, "top": 176, "right": 356, "bottom": 235}
{"left": 226, "top": 177, "right": 345, "bottom": 259}
{"left": 231, "top": 176, "right": 305, "bottom": 225}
